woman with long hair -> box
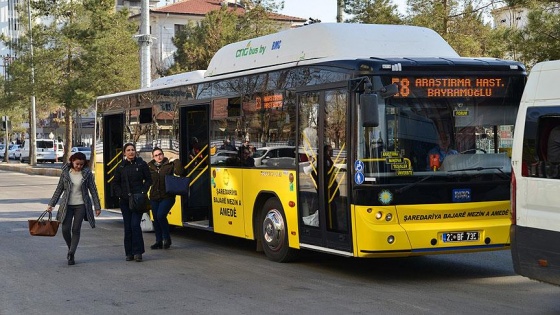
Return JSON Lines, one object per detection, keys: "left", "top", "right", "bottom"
{"left": 47, "top": 152, "right": 101, "bottom": 265}
{"left": 147, "top": 147, "right": 183, "bottom": 249}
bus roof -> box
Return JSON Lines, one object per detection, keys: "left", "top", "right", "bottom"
{"left": 151, "top": 70, "right": 206, "bottom": 87}
{"left": 97, "top": 70, "right": 206, "bottom": 100}
{"left": 205, "top": 23, "right": 459, "bottom": 77}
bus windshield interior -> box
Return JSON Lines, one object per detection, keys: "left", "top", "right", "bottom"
{"left": 358, "top": 96, "right": 516, "bottom": 181}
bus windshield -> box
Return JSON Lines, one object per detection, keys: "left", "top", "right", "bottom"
{"left": 358, "top": 75, "right": 524, "bottom": 182}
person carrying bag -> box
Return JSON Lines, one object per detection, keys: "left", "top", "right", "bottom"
{"left": 111, "top": 143, "right": 152, "bottom": 262}
{"left": 147, "top": 147, "right": 185, "bottom": 250}
{"left": 46, "top": 152, "right": 101, "bottom": 265}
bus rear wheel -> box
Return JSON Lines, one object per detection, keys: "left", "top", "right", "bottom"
{"left": 259, "top": 198, "right": 298, "bottom": 263}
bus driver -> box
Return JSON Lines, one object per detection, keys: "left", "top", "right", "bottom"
{"left": 427, "top": 134, "right": 458, "bottom": 171}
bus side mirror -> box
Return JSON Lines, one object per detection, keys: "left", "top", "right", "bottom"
{"left": 360, "top": 93, "right": 379, "bottom": 127}
{"left": 379, "top": 83, "right": 399, "bottom": 98}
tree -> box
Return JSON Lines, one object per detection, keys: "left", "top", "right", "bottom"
{"left": 444, "top": 3, "right": 495, "bottom": 57}
{"left": 406, "top": 0, "right": 455, "bottom": 35}
{"left": 169, "top": 1, "right": 283, "bottom": 75}
{"left": 344, "top": 0, "right": 403, "bottom": 24}
{"left": 4, "top": 0, "right": 139, "bottom": 160}
{"left": 343, "top": 0, "right": 501, "bottom": 57}
{"left": 511, "top": 1, "right": 560, "bottom": 68}
{"left": 169, "top": 7, "right": 241, "bottom": 74}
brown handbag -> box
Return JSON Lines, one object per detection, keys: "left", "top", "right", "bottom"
{"left": 28, "top": 210, "right": 60, "bottom": 237}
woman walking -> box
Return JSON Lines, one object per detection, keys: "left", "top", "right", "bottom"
{"left": 47, "top": 152, "right": 101, "bottom": 265}
{"left": 147, "top": 147, "right": 183, "bottom": 249}
{"left": 112, "top": 143, "right": 152, "bottom": 262}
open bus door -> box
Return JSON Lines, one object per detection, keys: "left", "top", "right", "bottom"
{"left": 102, "top": 113, "right": 124, "bottom": 209}
{"left": 180, "top": 104, "right": 212, "bottom": 227}
{"left": 297, "top": 88, "right": 352, "bottom": 254}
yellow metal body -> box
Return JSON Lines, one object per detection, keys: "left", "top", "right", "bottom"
{"left": 352, "top": 201, "right": 510, "bottom": 257}
{"left": 94, "top": 162, "right": 105, "bottom": 207}
{"left": 96, "top": 158, "right": 509, "bottom": 257}
{"left": 167, "top": 196, "right": 183, "bottom": 226}
{"left": 210, "top": 167, "right": 299, "bottom": 246}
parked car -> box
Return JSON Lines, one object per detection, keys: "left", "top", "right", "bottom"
{"left": 70, "top": 146, "right": 92, "bottom": 161}
{"left": 9, "top": 144, "right": 21, "bottom": 159}
{"left": 0, "top": 144, "right": 20, "bottom": 159}
{"left": 253, "top": 146, "right": 296, "bottom": 166}
{"left": 210, "top": 150, "right": 238, "bottom": 165}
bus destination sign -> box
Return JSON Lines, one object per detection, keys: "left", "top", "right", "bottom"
{"left": 391, "top": 77, "right": 508, "bottom": 98}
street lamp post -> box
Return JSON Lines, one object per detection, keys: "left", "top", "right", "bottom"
{"left": 27, "top": 0, "right": 37, "bottom": 166}
{"left": 139, "top": 0, "right": 151, "bottom": 88}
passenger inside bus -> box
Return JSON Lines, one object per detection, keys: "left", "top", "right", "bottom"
{"left": 427, "top": 134, "right": 458, "bottom": 171}
{"left": 188, "top": 137, "right": 202, "bottom": 164}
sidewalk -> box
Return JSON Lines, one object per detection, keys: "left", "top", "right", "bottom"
{"left": 0, "top": 161, "right": 62, "bottom": 177}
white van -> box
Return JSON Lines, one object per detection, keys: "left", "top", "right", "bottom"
{"left": 511, "top": 60, "right": 560, "bottom": 286}
{"left": 20, "top": 139, "right": 64, "bottom": 163}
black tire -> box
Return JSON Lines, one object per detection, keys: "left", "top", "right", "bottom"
{"left": 259, "top": 198, "right": 298, "bottom": 262}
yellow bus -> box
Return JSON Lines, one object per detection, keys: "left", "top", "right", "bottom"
{"left": 95, "top": 23, "right": 526, "bottom": 262}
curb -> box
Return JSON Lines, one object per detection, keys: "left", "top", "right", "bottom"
{"left": 0, "top": 163, "right": 62, "bottom": 177}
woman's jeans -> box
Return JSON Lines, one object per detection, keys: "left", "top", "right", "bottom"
{"left": 150, "top": 198, "right": 175, "bottom": 242}
{"left": 120, "top": 199, "right": 145, "bottom": 256}
{"left": 62, "top": 204, "right": 86, "bottom": 255}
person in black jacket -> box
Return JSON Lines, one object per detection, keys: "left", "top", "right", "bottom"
{"left": 111, "top": 143, "right": 152, "bottom": 262}
{"left": 147, "top": 147, "right": 183, "bottom": 250}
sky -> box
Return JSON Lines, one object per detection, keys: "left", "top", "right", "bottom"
{"left": 280, "top": 0, "right": 408, "bottom": 23}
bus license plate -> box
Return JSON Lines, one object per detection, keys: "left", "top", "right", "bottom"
{"left": 442, "top": 231, "right": 479, "bottom": 242}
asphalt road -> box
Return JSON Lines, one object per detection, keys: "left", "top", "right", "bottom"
{"left": 1, "top": 170, "right": 560, "bottom": 315}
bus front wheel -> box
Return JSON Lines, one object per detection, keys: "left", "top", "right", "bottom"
{"left": 259, "top": 198, "right": 297, "bottom": 263}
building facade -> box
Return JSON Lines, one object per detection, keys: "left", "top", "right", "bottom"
{"left": 129, "top": 0, "right": 306, "bottom": 75}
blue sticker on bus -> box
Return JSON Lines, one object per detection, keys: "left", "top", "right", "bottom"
{"left": 355, "top": 172, "right": 364, "bottom": 185}
{"left": 452, "top": 189, "right": 471, "bottom": 202}
{"left": 355, "top": 160, "right": 364, "bottom": 172}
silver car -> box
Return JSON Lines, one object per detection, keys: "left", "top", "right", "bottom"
{"left": 253, "top": 146, "right": 296, "bottom": 166}
{"left": 211, "top": 150, "right": 238, "bottom": 165}
{"left": 70, "top": 147, "right": 92, "bottom": 161}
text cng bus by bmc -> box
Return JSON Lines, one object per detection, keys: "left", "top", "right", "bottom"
{"left": 511, "top": 60, "right": 560, "bottom": 286}
{"left": 95, "top": 23, "right": 526, "bottom": 262}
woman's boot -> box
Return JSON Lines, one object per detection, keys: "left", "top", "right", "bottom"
{"left": 150, "top": 241, "right": 163, "bottom": 250}
{"left": 163, "top": 238, "right": 172, "bottom": 249}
